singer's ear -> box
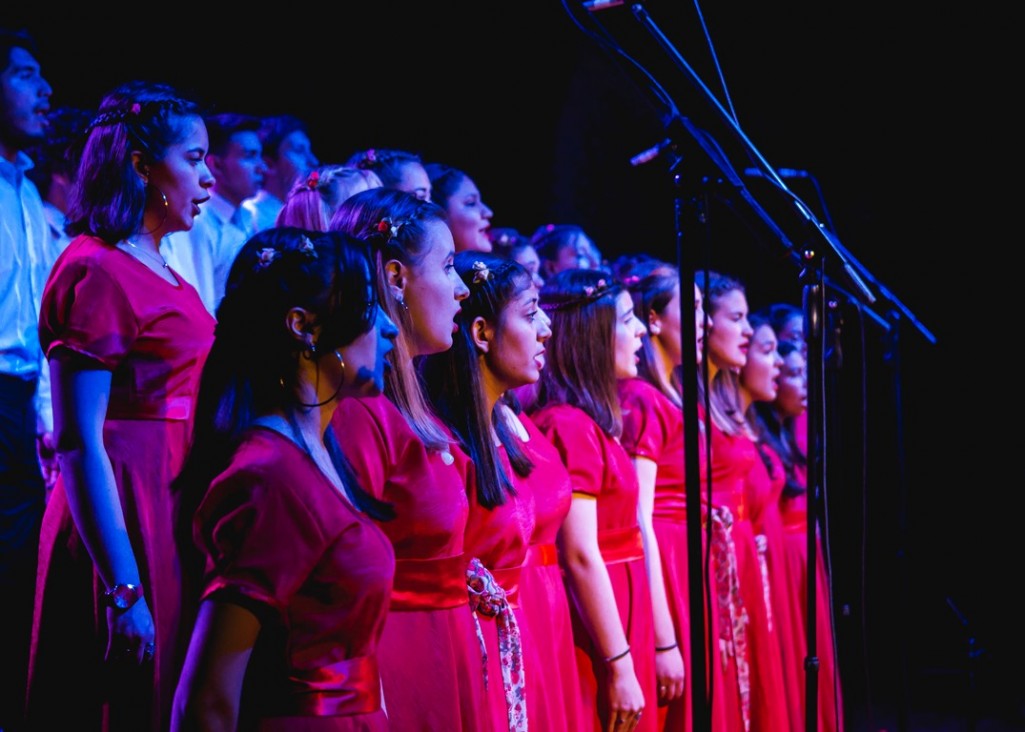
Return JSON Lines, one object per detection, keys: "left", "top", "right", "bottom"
{"left": 131, "top": 151, "right": 150, "bottom": 182}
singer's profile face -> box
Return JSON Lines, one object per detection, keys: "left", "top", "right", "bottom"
{"left": 775, "top": 349, "right": 807, "bottom": 418}
{"left": 741, "top": 324, "right": 782, "bottom": 403}
{"left": 707, "top": 288, "right": 752, "bottom": 372}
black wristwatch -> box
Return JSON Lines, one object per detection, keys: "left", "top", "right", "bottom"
{"left": 103, "top": 583, "right": 144, "bottom": 611}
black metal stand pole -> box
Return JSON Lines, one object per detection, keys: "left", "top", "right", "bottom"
{"left": 674, "top": 167, "right": 712, "bottom": 732}
{"left": 801, "top": 245, "right": 825, "bottom": 730}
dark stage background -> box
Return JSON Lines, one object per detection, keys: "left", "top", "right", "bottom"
{"left": 5, "top": 3, "right": 1009, "bottom": 730}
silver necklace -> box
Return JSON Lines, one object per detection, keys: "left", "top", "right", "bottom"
{"left": 124, "top": 239, "right": 169, "bottom": 269}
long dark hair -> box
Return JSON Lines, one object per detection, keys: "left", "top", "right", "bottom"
{"left": 701, "top": 269, "right": 748, "bottom": 436}
{"left": 65, "top": 80, "right": 202, "bottom": 243}
{"left": 533, "top": 268, "right": 625, "bottom": 438}
{"left": 173, "top": 228, "right": 391, "bottom": 566}
{"left": 421, "top": 252, "right": 536, "bottom": 508}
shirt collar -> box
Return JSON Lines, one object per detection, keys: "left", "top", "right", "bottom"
{"left": 0, "top": 151, "right": 35, "bottom": 187}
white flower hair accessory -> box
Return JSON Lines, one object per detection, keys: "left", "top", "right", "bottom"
{"left": 257, "top": 247, "right": 279, "bottom": 269}
{"left": 471, "top": 261, "right": 492, "bottom": 285}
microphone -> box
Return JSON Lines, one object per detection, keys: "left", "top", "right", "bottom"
{"left": 583, "top": 0, "right": 627, "bottom": 11}
{"left": 630, "top": 138, "right": 674, "bottom": 167}
{"left": 743, "top": 167, "right": 811, "bottom": 179}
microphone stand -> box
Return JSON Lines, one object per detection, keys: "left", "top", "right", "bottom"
{"left": 567, "top": 4, "right": 936, "bottom": 731}
{"left": 671, "top": 147, "right": 712, "bottom": 732}
{"left": 802, "top": 245, "right": 825, "bottom": 731}
{"left": 570, "top": 3, "right": 936, "bottom": 729}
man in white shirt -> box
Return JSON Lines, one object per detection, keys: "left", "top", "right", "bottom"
{"left": 162, "top": 112, "right": 266, "bottom": 315}
{"left": 0, "top": 27, "right": 55, "bottom": 732}
{"left": 241, "top": 113, "right": 319, "bottom": 235}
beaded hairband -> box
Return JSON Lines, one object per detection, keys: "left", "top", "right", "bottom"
{"left": 539, "top": 277, "right": 612, "bottom": 312}
{"left": 86, "top": 99, "right": 182, "bottom": 132}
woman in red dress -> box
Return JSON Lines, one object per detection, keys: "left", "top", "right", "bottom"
{"left": 422, "top": 251, "right": 584, "bottom": 731}
{"left": 171, "top": 229, "right": 398, "bottom": 730}
{"left": 703, "top": 271, "right": 790, "bottom": 731}
{"left": 530, "top": 269, "right": 655, "bottom": 732}
{"left": 740, "top": 312, "right": 805, "bottom": 729}
{"left": 750, "top": 336, "right": 845, "bottom": 731}
{"left": 26, "top": 81, "right": 215, "bottom": 732}
{"left": 619, "top": 269, "right": 721, "bottom": 732}
{"left": 329, "top": 189, "right": 498, "bottom": 731}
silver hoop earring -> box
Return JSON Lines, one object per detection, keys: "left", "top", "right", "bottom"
{"left": 139, "top": 184, "right": 169, "bottom": 235}
{"left": 297, "top": 349, "right": 347, "bottom": 409}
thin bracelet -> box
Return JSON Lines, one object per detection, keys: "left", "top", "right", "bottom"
{"left": 655, "top": 642, "right": 678, "bottom": 653}
{"left": 604, "top": 646, "right": 631, "bottom": 664}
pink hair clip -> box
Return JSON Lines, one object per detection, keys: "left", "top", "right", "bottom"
{"left": 257, "top": 247, "right": 279, "bottom": 269}
{"left": 305, "top": 170, "right": 320, "bottom": 190}
{"left": 583, "top": 278, "right": 608, "bottom": 299}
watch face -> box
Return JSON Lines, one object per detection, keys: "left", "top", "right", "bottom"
{"left": 106, "top": 584, "right": 141, "bottom": 610}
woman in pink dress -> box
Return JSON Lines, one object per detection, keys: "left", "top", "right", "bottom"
{"left": 619, "top": 269, "right": 717, "bottom": 732}
{"left": 171, "top": 229, "right": 398, "bottom": 730}
{"left": 750, "top": 336, "right": 845, "bottom": 731}
{"left": 702, "top": 271, "right": 790, "bottom": 731}
{"left": 329, "top": 189, "right": 497, "bottom": 731}
{"left": 422, "top": 251, "right": 583, "bottom": 731}
{"left": 740, "top": 312, "right": 805, "bottom": 728}
{"left": 530, "top": 269, "right": 655, "bottom": 732}
{"left": 26, "top": 81, "right": 215, "bottom": 732}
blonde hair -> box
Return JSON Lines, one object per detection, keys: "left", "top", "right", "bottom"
{"left": 276, "top": 165, "right": 383, "bottom": 232}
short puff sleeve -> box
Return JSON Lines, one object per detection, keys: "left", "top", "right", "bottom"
{"left": 39, "top": 258, "right": 139, "bottom": 369}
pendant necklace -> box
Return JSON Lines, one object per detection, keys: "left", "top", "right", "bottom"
{"left": 124, "top": 239, "right": 169, "bottom": 269}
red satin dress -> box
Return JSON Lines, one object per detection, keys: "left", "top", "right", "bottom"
{"left": 619, "top": 377, "right": 742, "bottom": 732}
{"left": 28, "top": 235, "right": 214, "bottom": 731}
{"left": 462, "top": 420, "right": 536, "bottom": 732}
{"left": 746, "top": 442, "right": 805, "bottom": 729}
{"left": 511, "top": 413, "right": 584, "bottom": 732}
{"left": 192, "top": 428, "right": 395, "bottom": 730}
{"left": 532, "top": 404, "right": 657, "bottom": 732}
{"left": 779, "top": 441, "right": 845, "bottom": 732}
{"left": 709, "top": 423, "right": 790, "bottom": 731}
{"left": 331, "top": 394, "right": 489, "bottom": 731}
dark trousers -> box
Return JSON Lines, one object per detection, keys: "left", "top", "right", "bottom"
{"left": 0, "top": 374, "right": 45, "bottom": 732}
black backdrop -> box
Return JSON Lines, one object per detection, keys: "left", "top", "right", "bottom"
{"left": 6, "top": 3, "right": 1011, "bottom": 729}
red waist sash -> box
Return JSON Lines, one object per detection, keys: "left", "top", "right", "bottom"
{"left": 524, "top": 542, "right": 558, "bottom": 567}
{"left": 389, "top": 553, "right": 468, "bottom": 611}
{"left": 489, "top": 564, "right": 523, "bottom": 609}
